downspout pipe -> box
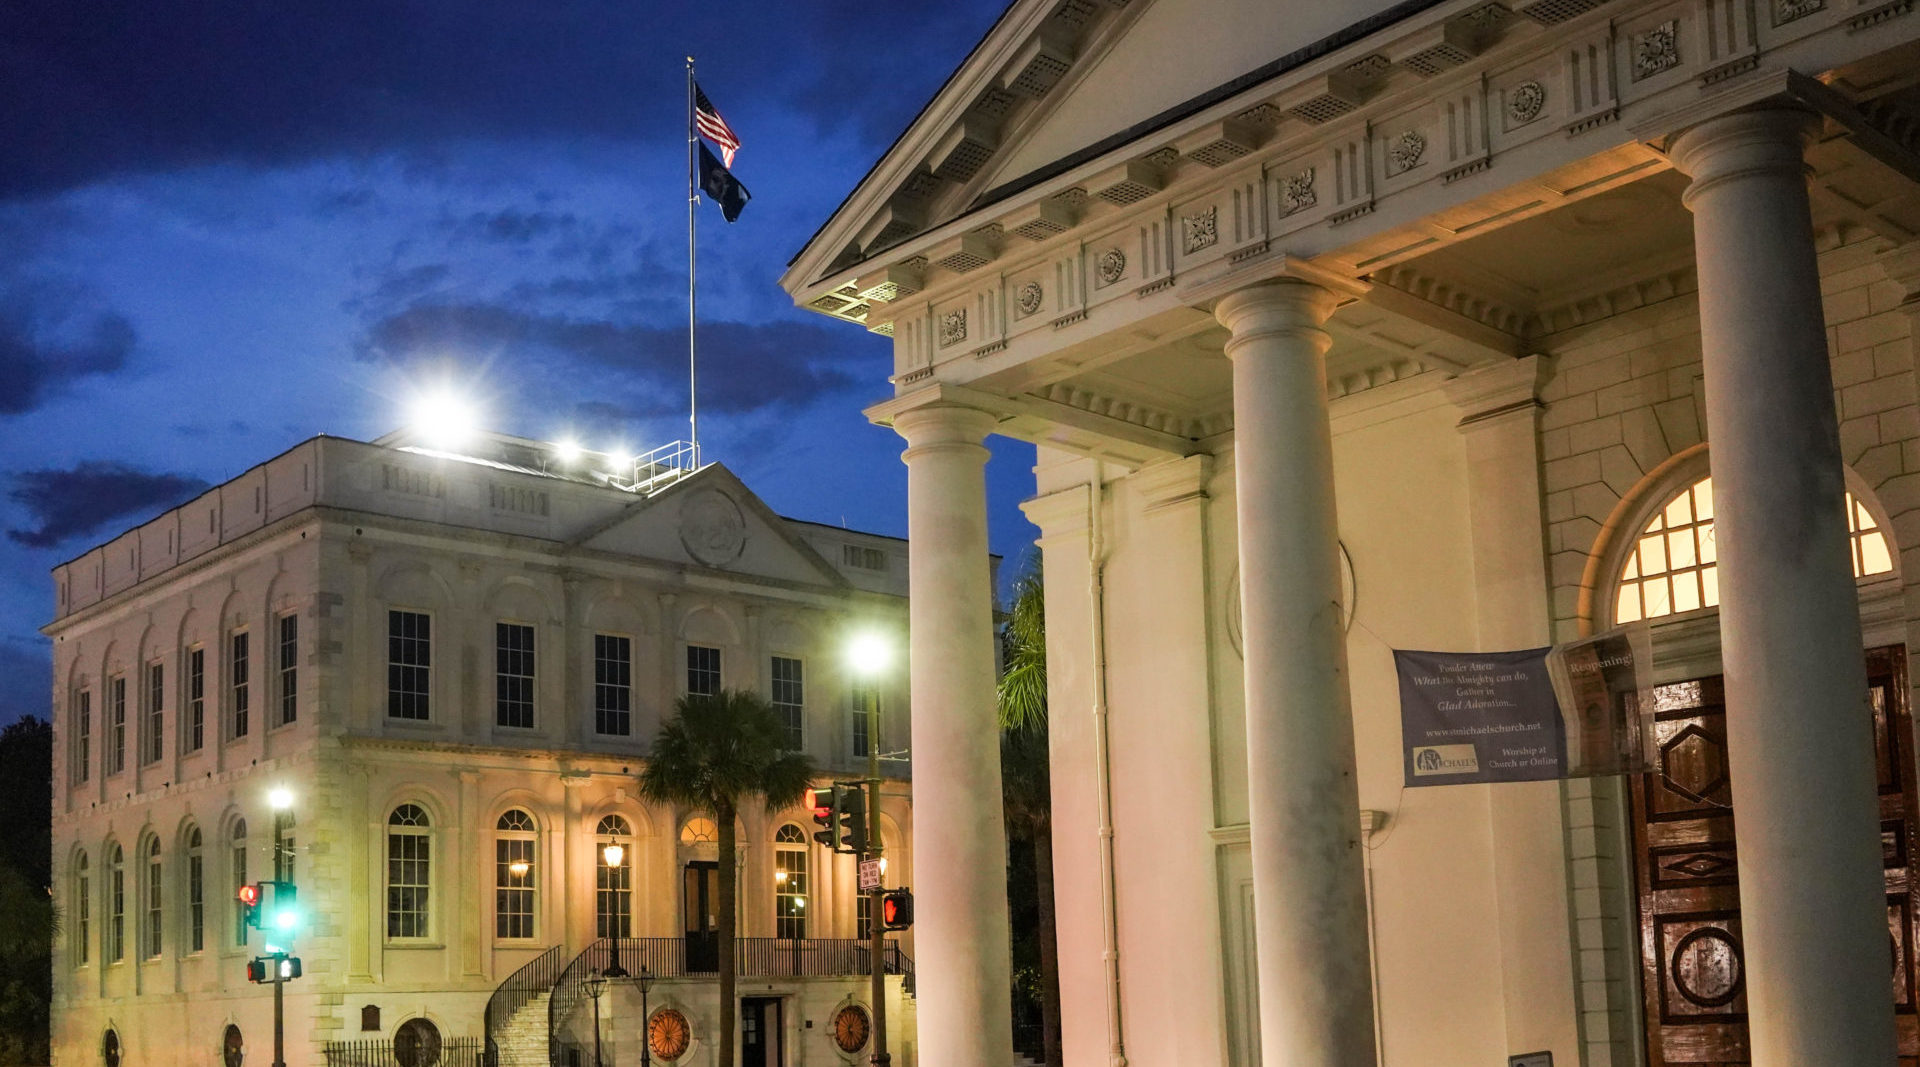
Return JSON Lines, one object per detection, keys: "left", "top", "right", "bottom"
{"left": 1089, "top": 464, "right": 1128, "bottom": 1067}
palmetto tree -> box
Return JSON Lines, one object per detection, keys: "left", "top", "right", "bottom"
{"left": 639, "top": 689, "right": 816, "bottom": 1067}
{"left": 998, "top": 564, "right": 1062, "bottom": 1067}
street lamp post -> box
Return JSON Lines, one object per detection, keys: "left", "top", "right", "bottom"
{"left": 584, "top": 973, "right": 608, "bottom": 1067}
{"left": 601, "top": 843, "right": 630, "bottom": 978}
{"left": 267, "top": 787, "right": 294, "bottom": 1067}
{"left": 638, "top": 965, "right": 657, "bottom": 1067}
{"left": 848, "top": 631, "right": 892, "bottom": 1067}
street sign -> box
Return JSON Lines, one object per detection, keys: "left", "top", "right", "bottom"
{"left": 858, "top": 858, "right": 882, "bottom": 892}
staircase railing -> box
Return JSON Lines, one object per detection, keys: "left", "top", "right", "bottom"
{"left": 482, "top": 944, "right": 564, "bottom": 1066}
{"left": 545, "top": 937, "right": 911, "bottom": 1064}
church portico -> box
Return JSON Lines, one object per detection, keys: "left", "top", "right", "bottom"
{"left": 787, "top": 2, "right": 1920, "bottom": 1064}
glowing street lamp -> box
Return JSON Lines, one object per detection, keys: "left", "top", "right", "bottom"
{"left": 602, "top": 842, "right": 630, "bottom": 978}
{"left": 267, "top": 787, "right": 293, "bottom": 811}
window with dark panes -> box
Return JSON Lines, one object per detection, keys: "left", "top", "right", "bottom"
{"left": 231, "top": 633, "right": 250, "bottom": 739}
{"left": 278, "top": 614, "right": 298, "bottom": 725}
{"left": 687, "top": 645, "right": 721, "bottom": 696}
{"left": 594, "top": 634, "right": 631, "bottom": 736}
{"left": 387, "top": 611, "right": 431, "bottom": 720}
{"left": 496, "top": 623, "right": 535, "bottom": 729}
{"left": 771, "top": 657, "right": 804, "bottom": 750}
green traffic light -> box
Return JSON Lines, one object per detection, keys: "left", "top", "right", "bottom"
{"left": 273, "top": 909, "right": 298, "bottom": 932}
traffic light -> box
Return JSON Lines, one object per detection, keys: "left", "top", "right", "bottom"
{"left": 237, "top": 883, "right": 262, "bottom": 929}
{"left": 809, "top": 787, "right": 837, "bottom": 849}
{"left": 881, "top": 888, "right": 914, "bottom": 930}
{"left": 263, "top": 882, "right": 300, "bottom": 937}
{"left": 838, "top": 784, "right": 867, "bottom": 854}
{"left": 246, "top": 955, "right": 303, "bottom": 983}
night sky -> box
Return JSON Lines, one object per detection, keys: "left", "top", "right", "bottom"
{"left": 0, "top": 0, "right": 1044, "bottom": 726}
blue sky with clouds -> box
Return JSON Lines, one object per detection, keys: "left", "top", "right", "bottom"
{"left": 0, "top": 0, "right": 1040, "bottom": 725}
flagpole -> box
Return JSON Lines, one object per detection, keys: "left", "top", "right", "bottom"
{"left": 686, "top": 55, "right": 699, "bottom": 466}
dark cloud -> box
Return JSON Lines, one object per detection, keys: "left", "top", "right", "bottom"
{"left": 6, "top": 462, "right": 210, "bottom": 548}
{"left": 359, "top": 302, "right": 882, "bottom": 416}
{"left": 0, "top": 285, "right": 137, "bottom": 415}
{"left": 455, "top": 209, "right": 582, "bottom": 245}
{"left": 0, "top": 0, "right": 1007, "bottom": 199}
{"left": 0, "top": 636, "right": 51, "bottom": 727}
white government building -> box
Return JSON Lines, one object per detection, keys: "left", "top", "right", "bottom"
{"left": 45, "top": 430, "right": 923, "bottom": 1067}
{"left": 782, "top": 0, "right": 1920, "bottom": 1066}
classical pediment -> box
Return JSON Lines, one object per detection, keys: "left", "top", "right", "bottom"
{"left": 574, "top": 465, "right": 849, "bottom": 589}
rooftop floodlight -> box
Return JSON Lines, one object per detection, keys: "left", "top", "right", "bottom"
{"left": 268, "top": 787, "right": 294, "bottom": 811}
{"left": 409, "top": 388, "right": 480, "bottom": 452}
{"left": 554, "top": 438, "right": 584, "bottom": 465}
{"left": 847, "top": 631, "right": 892, "bottom": 679}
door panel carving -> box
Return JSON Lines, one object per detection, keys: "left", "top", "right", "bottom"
{"left": 1631, "top": 646, "right": 1918, "bottom": 1066}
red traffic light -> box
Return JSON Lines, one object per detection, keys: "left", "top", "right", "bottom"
{"left": 237, "top": 884, "right": 260, "bottom": 906}
{"left": 881, "top": 888, "right": 914, "bottom": 930}
{"left": 808, "top": 787, "right": 834, "bottom": 820}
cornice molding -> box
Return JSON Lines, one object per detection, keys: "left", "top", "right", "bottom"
{"left": 1132, "top": 454, "right": 1215, "bottom": 513}
{"left": 1441, "top": 353, "right": 1551, "bottom": 422}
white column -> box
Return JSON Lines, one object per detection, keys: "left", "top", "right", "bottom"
{"left": 892, "top": 401, "right": 1013, "bottom": 1067}
{"left": 1672, "top": 107, "right": 1896, "bottom": 1067}
{"left": 1216, "top": 279, "right": 1377, "bottom": 1066}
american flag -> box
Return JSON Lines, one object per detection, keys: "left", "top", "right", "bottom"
{"left": 694, "top": 84, "right": 741, "bottom": 168}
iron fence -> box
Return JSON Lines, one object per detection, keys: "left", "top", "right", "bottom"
{"left": 323, "top": 1036, "right": 484, "bottom": 1067}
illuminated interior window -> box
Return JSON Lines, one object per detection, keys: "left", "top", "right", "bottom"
{"left": 1614, "top": 475, "right": 1893, "bottom": 624}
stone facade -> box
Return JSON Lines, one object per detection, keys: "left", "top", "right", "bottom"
{"left": 46, "top": 433, "right": 920, "bottom": 1066}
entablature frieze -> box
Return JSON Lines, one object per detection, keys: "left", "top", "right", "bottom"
{"left": 805, "top": 0, "right": 1917, "bottom": 402}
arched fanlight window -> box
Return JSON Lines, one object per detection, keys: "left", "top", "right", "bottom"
{"left": 596, "top": 814, "right": 633, "bottom": 938}
{"left": 495, "top": 810, "right": 537, "bottom": 940}
{"left": 679, "top": 817, "right": 718, "bottom": 846}
{"left": 773, "top": 824, "right": 807, "bottom": 940}
{"left": 387, "top": 805, "right": 431, "bottom": 939}
{"left": 1613, "top": 474, "right": 1894, "bottom": 624}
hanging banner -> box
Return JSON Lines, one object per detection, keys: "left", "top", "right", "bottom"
{"left": 1395, "top": 647, "right": 1565, "bottom": 786}
{"left": 1545, "top": 625, "right": 1656, "bottom": 778}
{"left": 1395, "top": 625, "right": 1654, "bottom": 787}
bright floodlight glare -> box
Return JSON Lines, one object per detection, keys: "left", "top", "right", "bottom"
{"left": 554, "top": 438, "right": 583, "bottom": 464}
{"left": 409, "top": 389, "right": 479, "bottom": 451}
{"left": 268, "top": 787, "right": 293, "bottom": 811}
{"left": 602, "top": 843, "right": 625, "bottom": 867}
{"left": 847, "top": 631, "right": 891, "bottom": 678}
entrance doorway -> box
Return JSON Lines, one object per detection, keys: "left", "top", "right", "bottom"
{"left": 684, "top": 861, "right": 719, "bottom": 972}
{"left": 742, "top": 996, "right": 784, "bottom": 1067}
{"left": 1630, "top": 646, "right": 1920, "bottom": 1064}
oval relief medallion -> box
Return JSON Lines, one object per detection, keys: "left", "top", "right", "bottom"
{"left": 679, "top": 488, "right": 747, "bottom": 567}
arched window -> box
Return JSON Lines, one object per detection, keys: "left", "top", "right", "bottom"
{"left": 495, "top": 810, "right": 537, "bottom": 940}
{"left": 596, "top": 815, "right": 633, "bottom": 938}
{"left": 679, "top": 817, "right": 718, "bottom": 846}
{"left": 74, "top": 851, "right": 90, "bottom": 966}
{"left": 143, "top": 837, "right": 163, "bottom": 959}
{"left": 107, "top": 842, "right": 125, "bottom": 963}
{"left": 187, "top": 827, "right": 204, "bottom": 953}
{"left": 774, "top": 825, "right": 807, "bottom": 940}
{"left": 230, "top": 819, "right": 248, "bottom": 947}
{"left": 1613, "top": 474, "right": 1895, "bottom": 624}
{"left": 387, "top": 805, "right": 431, "bottom": 939}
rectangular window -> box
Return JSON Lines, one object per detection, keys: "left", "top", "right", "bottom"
{"left": 188, "top": 850, "right": 203, "bottom": 953}
{"left": 496, "top": 623, "right": 536, "bottom": 729}
{"left": 387, "top": 611, "right": 431, "bottom": 720}
{"left": 387, "top": 832, "right": 430, "bottom": 938}
{"left": 144, "top": 663, "right": 164, "bottom": 765}
{"left": 108, "top": 676, "right": 127, "bottom": 775}
{"left": 687, "top": 645, "right": 721, "bottom": 696}
{"left": 108, "top": 853, "right": 125, "bottom": 962}
{"left": 495, "top": 838, "right": 536, "bottom": 940}
{"left": 775, "top": 848, "right": 807, "bottom": 940}
{"left": 187, "top": 649, "right": 204, "bottom": 752}
{"left": 278, "top": 614, "right": 298, "bottom": 725}
{"left": 851, "top": 684, "right": 876, "bottom": 759}
{"left": 771, "top": 657, "right": 804, "bottom": 750}
{"left": 594, "top": 635, "right": 632, "bottom": 737}
{"left": 76, "top": 866, "right": 90, "bottom": 965}
{"left": 231, "top": 632, "right": 250, "bottom": 739}
{"left": 145, "top": 849, "right": 162, "bottom": 959}
{"left": 232, "top": 842, "right": 248, "bottom": 947}
{"left": 274, "top": 812, "right": 295, "bottom": 885}
{"left": 74, "top": 690, "right": 91, "bottom": 784}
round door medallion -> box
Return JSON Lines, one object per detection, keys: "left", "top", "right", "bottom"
{"left": 832, "top": 1004, "right": 871, "bottom": 1053}
{"left": 649, "top": 1007, "right": 692, "bottom": 1061}
{"left": 1671, "top": 926, "right": 1744, "bottom": 1007}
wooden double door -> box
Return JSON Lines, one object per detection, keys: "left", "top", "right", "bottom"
{"left": 1631, "top": 646, "right": 1920, "bottom": 1065}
